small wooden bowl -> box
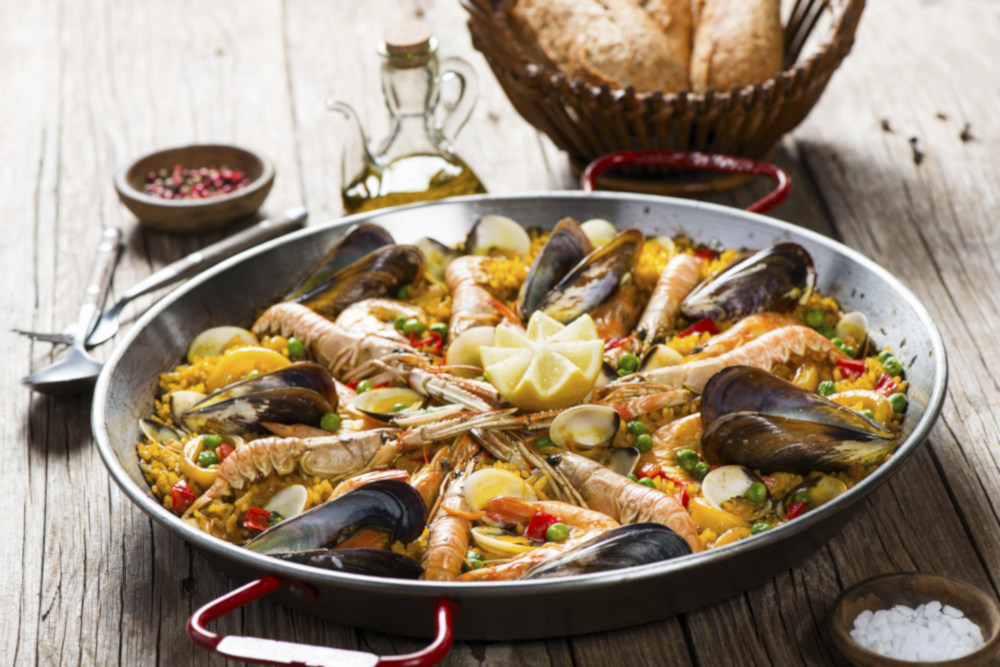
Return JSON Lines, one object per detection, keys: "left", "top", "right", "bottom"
{"left": 829, "top": 573, "right": 1000, "bottom": 666}
{"left": 114, "top": 144, "right": 275, "bottom": 234}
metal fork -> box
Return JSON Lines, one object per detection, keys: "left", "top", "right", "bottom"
{"left": 15, "top": 206, "right": 307, "bottom": 347}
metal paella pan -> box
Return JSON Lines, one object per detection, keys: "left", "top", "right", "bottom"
{"left": 92, "top": 192, "right": 947, "bottom": 641}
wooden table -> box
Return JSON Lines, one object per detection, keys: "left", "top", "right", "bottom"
{"left": 6, "top": 0, "right": 999, "bottom": 664}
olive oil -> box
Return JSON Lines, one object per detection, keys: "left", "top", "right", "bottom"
{"left": 343, "top": 153, "right": 486, "bottom": 215}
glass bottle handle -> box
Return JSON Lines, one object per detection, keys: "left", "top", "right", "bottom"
{"left": 436, "top": 56, "right": 477, "bottom": 142}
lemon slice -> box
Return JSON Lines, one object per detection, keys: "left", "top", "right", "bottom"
{"left": 481, "top": 311, "right": 603, "bottom": 411}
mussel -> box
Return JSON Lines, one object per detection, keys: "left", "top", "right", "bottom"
{"left": 284, "top": 223, "right": 394, "bottom": 300}
{"left": 516, "top": 217, "right": 592, "bottom": 320}
{"left": 272, "top": 548, "right": 423, "bottom": 579}
{"left": 534, "top": 228, "right": 644, "bottom": 323}
{"left": 680, "top": 242, "right": 816, "bottom": 322}
{"left": 700, "top": 367, "right": 898, "bottom": 474}
{"left": 181, "top": 362, "right": 338, "bottom": 435}
{"left": 520, "top": 523, "right": 692, "bottom": 580}
{"left": 245, "top": 480, "right": 426, "bottom": 555}
{"left": 294, "top": 244, "right": 425, "bottom": 318}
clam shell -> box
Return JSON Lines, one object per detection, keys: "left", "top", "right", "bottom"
{"left": 352, "top": 386, "right": 424, "bottom": 421}
{"left": 549, "top": 404, "right": 621, "bottom": 449}
{"left": 465, "top": 214, "right": 531, "bottom": 257}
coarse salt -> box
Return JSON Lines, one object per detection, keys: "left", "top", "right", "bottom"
{"left": 850, "top": 600, "right": 985, "bottom": 662}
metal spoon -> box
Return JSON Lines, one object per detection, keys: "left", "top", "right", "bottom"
{"left": 22, "top": 226, "right": 122, "bottom": 395}
{"left": 15, "top": 206, "right": 308, "bottom": 347}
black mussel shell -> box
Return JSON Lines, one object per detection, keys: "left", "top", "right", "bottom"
{"left": 701, "top": 366, "right": 894, "bottom": 439}
{"left": 517, "top": 217, "right": 592, "bottom": 320}
{"left": 272, "top": 547, "right": 423, "bottom": 579}
{"left": 520, "top": 523, "right": 692, "bottom": 580}
{"left": 680, "top": 242, "right": 816, "bottom": 322}
{"left": 536, "top": 228, "right": 644, "bottom": 323}
{"left": 244, "top": 480, "right": 427, "bottom": 555}
{"left": 702, "top": 411, "right": 897, "bottom": 474}
{"left": 285, "top": 223, "right": 394, "bottom": 300}
{"left": 294, "top": 245, "right": 424, "bottom": 318}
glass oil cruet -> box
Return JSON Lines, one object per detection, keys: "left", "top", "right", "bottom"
{"left": 330, "top": 20, "right": 486, "bottom": 215}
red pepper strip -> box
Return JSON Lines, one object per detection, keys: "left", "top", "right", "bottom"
{"left": 412, "top": 331, "right": 444, "bottom": 351}
{"left": 217, "top": 443, "right": 234, "bottom": 463}
{"left": 170, "top": 480, "right": 196, "bottom": 516}
{"left": 346, "top": 379, "right": 360, "bottom": 390}
{"left": 679, "top": 318, "right": 719, "bottom": 339}
{"left": 694, "top": 249, "right": 717, "bottom": 261}
{"left": 837, "top": 358, "right": 867, "bottom": 379}
{"left": 786, "top": 501, "right": 808, "bottom": 520}
{"left": 524, "top": 511, "right": 561, "bottom": 542}
{"left": 675, "top": 484, "right": 690, "bottom": 508}
{"left": 874, "top": 373, "right": 899, "bottom": 396}
{"left": 604, "top": 337, "right": 629, "bottom": 351}
{"left": 242, "top": 507, "right": 272, "bottom": 532}
{"left": 373, "top": 382, "right": 391, "bottom": 389}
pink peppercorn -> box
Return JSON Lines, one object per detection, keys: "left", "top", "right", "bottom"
{"left": 143, "top": 164, "right": 251, "bottom": 200}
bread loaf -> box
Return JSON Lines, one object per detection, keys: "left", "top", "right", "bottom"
{"left": 508, "top": 0, "right": 690, "bottom": 93}
{"left": 690, "top": 0, "right": 784, "bottom": 93}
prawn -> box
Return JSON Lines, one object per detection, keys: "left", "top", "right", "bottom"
{"left": 335, "top": 298, "right": 427, "bottom": 343}
{"left": 421, "top": 464, "right": 476, "bottom": 581}
{"left": 684, "top": 312, "right": 795, "bottom": 362}
{"left": 590, "top": 283, "right": 644, "bottom": 341}
{"left": 644, "top": 413, "right": 704, "bottom": 467}
{"left": 445, "top": 255, "right": 505, "bottom": 337}
{"left": 614, "top": 325, "right": 847, "bottom": 393}
{"left": 550, "top": 451, "right": 704, "bottom": 553}
{"left": 635, "top": 253, "right": 703, "bottom": 353}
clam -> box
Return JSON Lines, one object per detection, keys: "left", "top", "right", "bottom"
{"left": 351, "top": 386, "right": 424, "bottom": 421}
{"left": 465, "top": 214, "right": 531, "bottom": 257}
{"left": 602, "top": 446, "right": 640, "bottom": 476}
{"left": 579, "top": 219, "right": 618, "bottom": 248}
{"left": 680, "top": 242, "right": 816, "bottom": 322}
{"left": 520, "top": 523, "right": 692, "bottom": 580}
{"left": 700, "top": 465, "right": 772, "bottom": 521}
{"left": 549, "top": 404, "right": 621, "bottom": 452}
{"left": 181, "top": 362, "right": 338, "bottom": 435}
{"left": 516, "top": 217, "right": 592, "bottom": 320}
{"left": 264, "top": 484, "right": 309, "bottom": 519}
{"left": 245, "top": 480, "right": 426, "bottom": 555}
{"left": 463, "top": 468, "right": 536, "bottom": 512}
{"left": 639, "top": 344, "right": 684, "bottom": 372}
{"left": 186, "top": 326, "right": 258, "bottom": 363}
{"left": 138, "top": 417, "right": 184, "bottom": 443}
{"left": 272, "top": 548, "right": 423, "bottom": 579}
{"left": 169, "top": 390, "right": 207, "bottom": 426}
{"left": 284, "top": 223, "right": 394, "bottom": 300}
{"left": 415, "top": 237, "right": 459, "bottom": 283}
{"left": 535, "top": 228, "right": 644, "bottom": 324}
{"left": 294, "top": 244, "right": 425, "bottom": 318}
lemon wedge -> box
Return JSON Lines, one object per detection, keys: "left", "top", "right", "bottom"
{"left": 480, "top": 311, "right": 603, "bottom": 411}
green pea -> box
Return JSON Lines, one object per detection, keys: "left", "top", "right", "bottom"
{"left": 805, "top": 309, "right": 826, "bottom": 328}
{"left": 429, "top": 322, "right": 448, "bottom": 342}
{"left": 792, "top": 490, "right": 811, "bottom": 504}
{"left": 403, "top": 318, "right": 424, "bottom": 336}
{"left": 817, "top": 325, "right": 837, "bottom": 339}
{"left": 391, "top": 403, "right": 409, "bottom": 413}
{"left": 830, "top": 337, "right": 846, "bottom": 352}
{"left": 356, "top": 380, "right": 373, "bottom": 394}
{"left": 817, "top": 380, "right": 836, "bottom": 397}
{"left": 394, "top": 315, "right": 408, "bottom": 331}
{"left": 676, "top": 449, "right": 699, "bottom": 471}
{"left": 859, "top": 409, "right": 875, "bottom": 420}
{"left": 617, "top": 368, "right": 632, "bottom": 377}
{"left": 692, "top": 462, "right": 710, "bottom": 481}
{"left": 635, "top": 434, "right": 653, "bottom": 452}
{"left": 533, "top": 436, "right": 555, "bottom": 450}
{"left": 462, "top": 551, "right": 485, "bottom": 572}
{"left": 197, "top": 449, "right": 219, "bottom": 467}
{"left": 889, "top": 393, "right": 908, "bottom": 413}
{"left": 320, "top": 412, "right": 341, "bottom": 432}
{"left": 286, "top": 337, "right": 306, "bottom": 360}
{"left": 844, "top": 345, "right": 858, "bottom": 358}
{"left": 745, "top": 482, "right": 768, "bottom": 504}
{"left": 626, "top": 421, "right": 646, "bottom": 435}
{"left": 877, "top": 350, "right": 893, "bottom": 364}
{"left": 202, "top": 434, "right": 223, "bottom": 449}
{"left": 396, "top": 284, "right": 409, "bottom": 300}
{"left": 267, "top": 511, "right": 284, "bottom": 527}
{"left": 882, "top": 355, "right": 903, "bottom": 377}
{"left": 244, "top": 369, "right": 260, "bottom": 380}
{"left": 638, "top": 477, "right": 657, "bottom": 488}
{"left": 751, "top": 522, "right": 771, "bottom": 535}
{"left": 546, "top": 522, "right": 570, "bottom": 542}
{"left": 626, "top": 473, "right": 638, "bottom": 482}
{"left": 618, "top": 353, "right": 639, "bottom": 373}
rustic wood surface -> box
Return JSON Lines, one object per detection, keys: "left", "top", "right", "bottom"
{"left": 4, "top": 0, "right": 999, "bottom": 664}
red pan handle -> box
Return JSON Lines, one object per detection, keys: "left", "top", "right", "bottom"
{"left": 188, "top": 575, "right": 456, "bottom": 666}
{"left": 580, "top": 150, "right": 791, "bottom": 214}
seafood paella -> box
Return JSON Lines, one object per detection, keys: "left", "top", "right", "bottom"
{"left": 135, "top": 214, "right": 910, "bottom": 582}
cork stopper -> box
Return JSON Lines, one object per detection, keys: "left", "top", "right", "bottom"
{"left": 383, "top": 20, "right": 433, "bottom": 56}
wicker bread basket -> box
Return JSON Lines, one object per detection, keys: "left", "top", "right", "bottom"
{"left": 461, "top": 0, "right": 865, "bottom": 194}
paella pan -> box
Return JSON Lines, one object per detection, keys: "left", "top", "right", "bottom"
{"left": 93, "top": 192, "right": 946, "bottom": 640}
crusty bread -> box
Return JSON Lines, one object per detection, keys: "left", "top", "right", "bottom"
{"left": 508, "top": 0, "right": 690, "bottom": 93}
{"left": 690, "top": 0, "right": 784, "bottom": 93}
